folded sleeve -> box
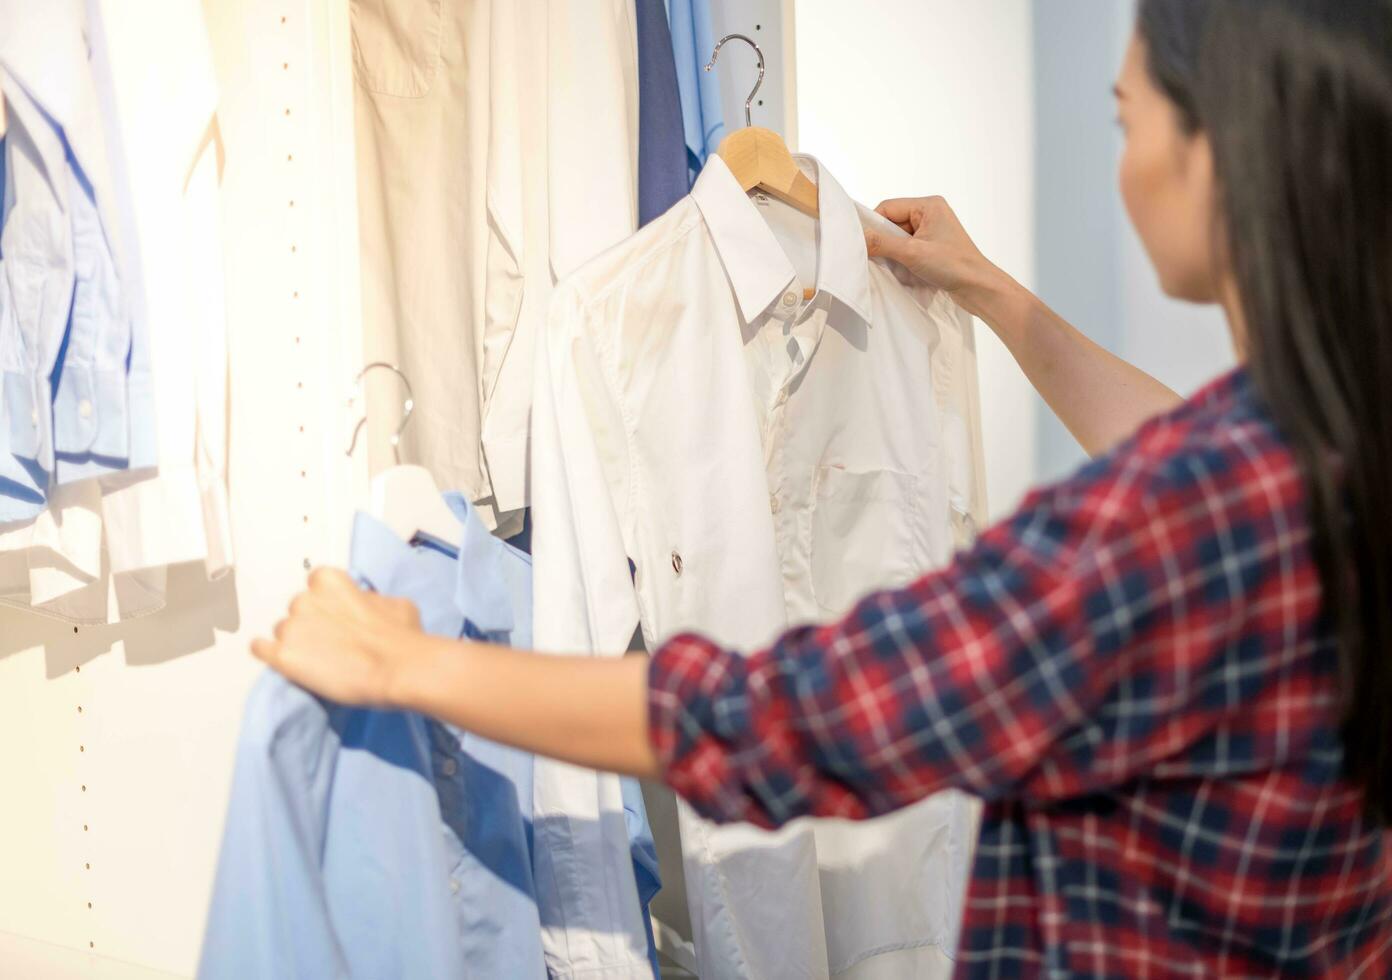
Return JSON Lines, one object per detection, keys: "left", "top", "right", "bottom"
{"left": 648, "top": 439, "right": 1295, "bottom": 827}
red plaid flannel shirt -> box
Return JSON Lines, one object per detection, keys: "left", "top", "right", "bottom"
{"left": 648, "top": 369, "right": 1392, "bottom": 976}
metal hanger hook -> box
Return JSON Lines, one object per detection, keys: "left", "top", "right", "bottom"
{"left": 705, "top": 33, "right": 764, "bottom": 128}
{"left": 345, "top": 361, "right": 415, "bottom": 465}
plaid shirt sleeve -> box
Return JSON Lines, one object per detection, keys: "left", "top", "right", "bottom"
{"left": 647, "top": 425, "right": 1308, "bottom": 828}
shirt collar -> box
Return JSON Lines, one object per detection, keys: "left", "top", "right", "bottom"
{"left": 691, "top": 153, "right": 873, "bottom": 326}
{"left": 348, "top": 494, "right": 515, "bottom": 638}
{"left": 442, "top": 492, "right": 515, "bottom": 636}
{"left": 350, "top": 512, "right": 466, "bottom": 639}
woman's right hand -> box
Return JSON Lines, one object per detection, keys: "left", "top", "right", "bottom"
{"left": 871, "top": 198, "right": 1182, "bottom": 459}
{"left": 866, "top": 196, "right": 1009, "bottom": 317}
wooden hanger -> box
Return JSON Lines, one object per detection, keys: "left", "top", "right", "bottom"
{"left": 707, "top": 34, "right": 819, "bottom": 218}
{"left": 706, "top": 34, "right": 820, "bottom": 301}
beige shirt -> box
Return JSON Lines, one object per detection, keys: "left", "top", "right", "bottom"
{"left": 353, "top": 0, "right": 640, "bottom": 535}
{"left": 532, "top": 154, "right": 988, "bottom": 978}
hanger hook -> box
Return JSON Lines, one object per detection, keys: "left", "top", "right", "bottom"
{"left": 705, "top": 33, "right": 764, "bottom": 129}
{"left": 345, "top": 362, "right": 415, "bottom": 465}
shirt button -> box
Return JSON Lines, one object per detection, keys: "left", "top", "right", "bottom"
{"left": 78, "top": 400, "right": 93, "bottom": 419}
{"left": 781, "top": 292, "right": 797, "bottom": 309}
{"left": 449, "top": 878, "right": 460, "bottom": 894}
{"left": 770, "top": 495, "right": 781, "bottom": 515}
{"left": 440, "top": 758, "right": 458, "bottom": 777}
{"left": 30, "top": 409, "right": 39, "bottom": 427}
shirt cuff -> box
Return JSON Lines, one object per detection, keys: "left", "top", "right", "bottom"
{"left": 647, "top": 635, "right": 773, "bottom": 827}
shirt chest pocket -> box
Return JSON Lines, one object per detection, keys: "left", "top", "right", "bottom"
{"left": 351, "top": 0, "right": 443, "bottom": 98}
{"left": 808, "top": 467, "right": 937, "bottom": 616}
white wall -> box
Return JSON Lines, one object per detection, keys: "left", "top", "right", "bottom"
{"left": 1032, "top": 2, "right": 1234, "bottom": 484}
{"left": 794, "top": 1, "right": 1238, "bottom": 510}
{"left": 793, "top": 0, "right": 1039, "bottom": 517}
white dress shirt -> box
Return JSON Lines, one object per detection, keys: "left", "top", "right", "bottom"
{"left": 532, "top": 154, "right": 988, "bottom": 979}
{"left": 357, "top": 3, "right": 654, "bottom": 976}
{"left": 0, "top": 0, "right": 231, "bottom": 623}
{"left": 353, "top": 0, "right": 639, "bottom": 535}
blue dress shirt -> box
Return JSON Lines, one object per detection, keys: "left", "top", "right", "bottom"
{"left": 636, "top": 0, "right": 690, "bottom": 226}
{"left": 0, "top": 79, "right": 70, "bottom": 519}
{"left": 668, "top": 0, "right": 726, "bottom": 183}
{"left": 200, "top": 494, "right": 660, "bottom": 979}
{"left": 0, "top": 2, "right": 151, "bottom": 522}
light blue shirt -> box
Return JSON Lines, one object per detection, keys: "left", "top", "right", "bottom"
{"left": 200, "top": 494, "right": 660, "bottom": 979}
{"left": 0, "top": 79, "right": 71, "bottom": 519}
{"left": 0, "top": 1, "right": 151, "bottom": 522}
{"left": 668, "top": 0, "right": 726, "bottom": 183}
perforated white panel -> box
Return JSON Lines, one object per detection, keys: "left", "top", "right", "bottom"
{"left": 708, "top": 0, "right": 796, "bottom": 139}
{"left": 0, "top": 0, "right": 365, "bottom": 975}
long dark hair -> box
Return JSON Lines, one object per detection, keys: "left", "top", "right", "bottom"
{"left": 1137, "top": 0, "right": 1392, "bottom": 823}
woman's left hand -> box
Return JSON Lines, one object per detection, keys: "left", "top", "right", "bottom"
{"left": 252, "top": 568, "right": 424, "bottom": 707}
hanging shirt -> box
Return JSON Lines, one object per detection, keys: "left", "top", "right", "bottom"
{"left": 0, "top": 83, "right": 59, "bottom": 520}
{"left": 0, "top": 0, "right": 230, "bottom": 624}
{"left": 353, "top": 0, "right": 640, "bottom": 536}
{"left": 667, "top": 0, "right": 726, "bottom": 181}
{"left": 85, "top": 0, "right": 231, "bottom": 598}
{"left": 532, "top": 153, "right": 988, "bottom": 979}
{"left": 200, "top": 493, "right": 659, "bottom": 979}
{"left": 647, "top": 368, "right": 1392, "bottom": 979}
{"left": 635, "top": 0, "right": 689, "bottom": 225}
{"left": 0, "top": 0, "right": 150, "bottom": 521}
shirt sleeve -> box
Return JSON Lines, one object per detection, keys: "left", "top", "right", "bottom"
{"left": 528, "top": 280, "right": 655, "bottom": 977}
{"left": 0, "top": 81, "right": 72, "bottom": 485}
{"left": 648, "top": 435, "right": 1293, "bottom": 828}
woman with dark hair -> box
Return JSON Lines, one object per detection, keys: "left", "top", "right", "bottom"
{"left": 255, "top": 0, "right": 1392, "bottom": 973}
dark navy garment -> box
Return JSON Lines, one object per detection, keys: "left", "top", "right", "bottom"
{"left": 635, "top": 0, "right": 689, "bottom": 226}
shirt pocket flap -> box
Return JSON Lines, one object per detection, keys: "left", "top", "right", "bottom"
{"left": 351, "top": 0, "right": 444, "bottom": 99}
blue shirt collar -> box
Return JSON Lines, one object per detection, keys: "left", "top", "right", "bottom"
{"left": 348, "top": 493, "right": 516, "bottom": 639}
{"left": 444, "top": 492, "right": 515, "bottom": 635}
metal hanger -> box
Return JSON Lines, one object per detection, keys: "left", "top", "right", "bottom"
{"left": 705, "top": 33, "right": 819, "bottom": 222}
{"left": 346, "top": 361, "right": 413, "bottom": 464}
{"left": 706, "top": 32, "right": 765, "bottom": 129}
{"left": 346, "top": 362, "right": 461, "bottom": 548}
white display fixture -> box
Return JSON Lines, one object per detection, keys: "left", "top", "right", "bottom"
{"left": 0, "top": 0, "right": 366, "bottom": 975}
{"left": 709, "top": 0, "right": 797, "bottom": 138}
